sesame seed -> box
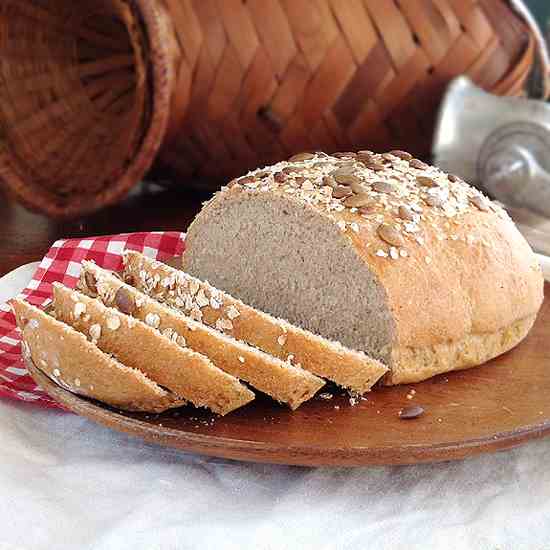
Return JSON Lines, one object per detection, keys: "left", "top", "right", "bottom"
{"left": 277, "top": 334, "right": 287, "bottom": 346}
{"left": 53, "top": 369, "right": 61, "bottom": 377}
{"left": 375, "top": 249, "right": 388, "bottom": 258}
{"left": 238, "top": 356, "right": 245, "bottom": 363}
{"left": 75, "top": 378, "right": 81, "bottom": 387}
{"left": 425, "top": 256, "right": 432, "bottom": 264}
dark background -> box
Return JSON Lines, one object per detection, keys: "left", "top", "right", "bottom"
{"left": 528, "top": 0, "right": 550, "bottom": 28}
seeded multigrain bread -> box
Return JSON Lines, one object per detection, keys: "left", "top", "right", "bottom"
{"left": 52, "top": 283, "right": 254, "bottom": 415}
{"left": 123, "top": 251, "right": 388, "bottom": 393}
{"left": 79, "top": 262, "right": 325, "bottom": 409}
{"left": 11, "top": 299, "right": 185, "bottom": 412}
{"left": 182, "top": 150, "right": 544, "bottom": 385}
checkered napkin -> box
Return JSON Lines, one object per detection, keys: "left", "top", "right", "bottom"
{"left": 0, "top": 232, "right": 186, "bottom": 408}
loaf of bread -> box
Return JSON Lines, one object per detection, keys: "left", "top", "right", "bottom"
{"left": 52, "top": 283, "right": 254, "bottom": 415}
{"left": 12, "top": 299, "right": 186, "bottom": 412}
{"left": 182, "top": 150, "right": 544, "bottom": 384}
{"left": 123, "top": 251, "right": 388, "bottom": 393}
{"left": 79, "top": 262, "right": 325, "bottom": 409}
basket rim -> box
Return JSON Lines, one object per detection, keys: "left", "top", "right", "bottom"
{"left": 0, "top": 0, "right": 174, "bottom": 218}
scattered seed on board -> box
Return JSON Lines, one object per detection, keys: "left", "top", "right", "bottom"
{"left": 398, "top": 405, "right": 425, "bottom": 419}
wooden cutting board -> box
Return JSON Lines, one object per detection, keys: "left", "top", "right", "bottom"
{"left": 27, "top": 283, "right": 550, "bottom": 467}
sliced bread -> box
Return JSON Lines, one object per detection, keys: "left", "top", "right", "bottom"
{"left": 123, "top": 251, "right": 388, "bottom": 394}
{"left": 11, "top": 299, "right": 185, "bottom": 412}
{"left": 79, "top": 261, "right": 325, "bottom": 409}
{"left": 52, "top": 283, "right": 254, "bottom": 415}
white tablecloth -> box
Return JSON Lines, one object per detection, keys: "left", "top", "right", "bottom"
{"left": 1, "top": 261, "right": 550, "bottom": 550}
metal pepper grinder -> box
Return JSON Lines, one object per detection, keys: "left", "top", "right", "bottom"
{"left": 433, "top": 76, "right": 550, "bottom": 219}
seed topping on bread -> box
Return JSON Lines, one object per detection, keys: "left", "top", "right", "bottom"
{"left": 220, "top": 150, "right": 505, "bottom": 262}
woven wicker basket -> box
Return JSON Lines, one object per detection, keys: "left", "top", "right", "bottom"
{"left": 0, "top": 0, "right": 544, "bottom": 217}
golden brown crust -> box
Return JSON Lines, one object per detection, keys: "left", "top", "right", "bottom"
{"left": 11, "top": 299, "right": 185, "bottom": 413}
{"left": 187, "top": 150, "right": 544, "bottom": 383}
{"left": 123, "top": 251, "right": 388, "bottom": 393}
{"left": 386, "top": 314, "right": 537, "bottom": 385}
{"left": 52, "top": 284, "right": 254, "bottom": 415}
{"left": 80, "top": 262, "right": 325, "bottom": 409}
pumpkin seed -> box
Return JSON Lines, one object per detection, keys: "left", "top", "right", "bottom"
{"left": 343, "top": 193, "right": 372, "bottom": 207}
{"left": 377, "top": 223, "right": 405, "bottom": 246}
{"left": 332, "top": 186, "right": 353, "bottom": 199}
{"left": 115, "top": 287, "right": 136, "bottom": 315}
{"left": 469, "top": 195, "right": 490, "bottom": 212}
{"left": 416, "top": 175, "right": 439, "bottom": 188}
{"left": 289, "top": 152, "right": 315, "bottom": 162}
{"left": 398, "top": 205, "right": 416, "bottom": 221}
{"left": 372, "top": 181, "right": 394, "bottom": 194}
{"left": 389, "top": 150, "right": 413, "bottom": 160}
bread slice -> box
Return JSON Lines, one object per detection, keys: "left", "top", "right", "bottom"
{"left": 52, "top": 283, "right": 254, "bottom": 415}
{"left": 123, "top": 251, "right": 388, "bottom": 393}
{"left": 79, "top": 262, "right": 325, "bottom": 409}
{"left": 11, "top": 299, "right": 185, "bottom": 413}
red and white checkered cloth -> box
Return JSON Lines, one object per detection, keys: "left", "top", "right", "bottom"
{"left": 0, "top": 232, "right": 186, "bottom": 409}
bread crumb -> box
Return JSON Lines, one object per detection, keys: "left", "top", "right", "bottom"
{"left": 53, "top": 369, "right": 61, "bottom": 377}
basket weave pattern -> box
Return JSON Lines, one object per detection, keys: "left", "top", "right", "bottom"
{"left": 156, "top": 0, "right": 533, "bottom": 188}
{"left": 0, "top": 0, "right": 536, "bottom": 215}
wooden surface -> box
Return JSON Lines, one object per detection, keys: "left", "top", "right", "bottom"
{"left": 0, "top": 185, "right": 207, "bottom": 277}
{"left": 26, "top": 284, "right": 550, "bottom": 467}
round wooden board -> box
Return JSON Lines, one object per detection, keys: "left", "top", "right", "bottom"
{"left": 27, "top": 284, "right": 550, "bottom": 467}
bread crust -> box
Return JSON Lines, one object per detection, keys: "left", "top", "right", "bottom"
{"left": 11, "top": 299, "right": 185, "bottom": 412}
{"left": 52, "top": 284, "right": 254, "bottom": 415}
{"left": 124, "top": 251, "right": 388, "bottom": 393}
{"left": 387, "top": 314, "right": 537, "bottom": 385}
{"left": 184, "top": 151, "right": 544, "bottom": 383}
{"left": 80, "top": 262, "right": 325, "bottom": 409}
